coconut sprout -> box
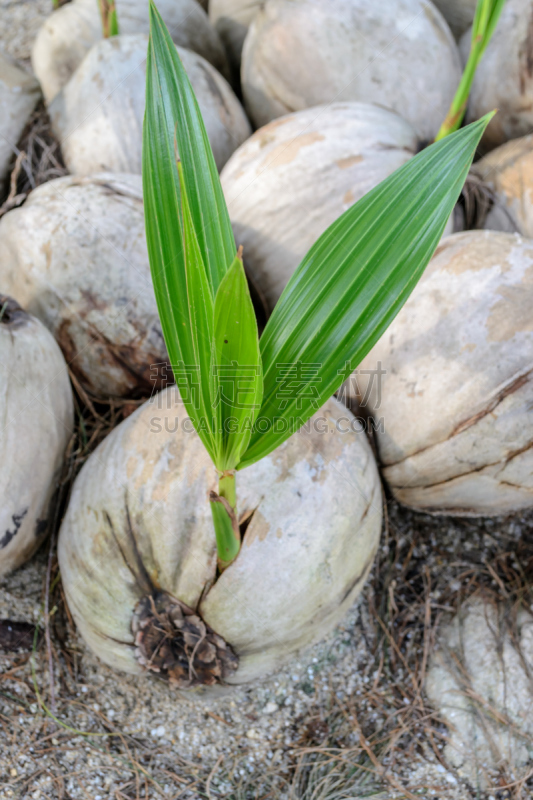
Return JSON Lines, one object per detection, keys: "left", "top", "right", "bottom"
{"left": 55, "top": 2, "right": 490, "bottom": 689}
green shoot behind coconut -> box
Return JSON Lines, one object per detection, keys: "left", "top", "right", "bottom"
{"left": 142, "top": 2, "right": 493, "bottom": 572}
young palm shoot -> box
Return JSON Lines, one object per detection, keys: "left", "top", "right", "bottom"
{"left": 435, "top": 0, "right": 505, "bottom": 140}
{"left": 98, "top": 0, "right": 119, "bottom": 37}
{"left": 143, "top": 1, "right": 493, "bottom": 572}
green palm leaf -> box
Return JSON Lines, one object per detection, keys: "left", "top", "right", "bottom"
{"left": 238, "top": 115, "right": 493, "bottom": 470}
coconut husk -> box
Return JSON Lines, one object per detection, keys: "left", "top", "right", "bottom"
{"left": 354, "top": 230, "right": 533, "bottom": 516}
{"left": 31, "top": 0, "right": 229, "bottom": 104}
{"left": 0, "top": 51, "right": 41, "bottom": 195}
{"left": 241, "top": 0, "right": 461, "bottom": 142}
{"left": 49, "top": 34, "right": 251, "bottom": 175}
{"left": 0, "top": 172, "right": 169, "bottom": 398}
{"left": 0, "top": 295, "right": 73, "bottom": 577}
{"left": 58, "top": 391, "right": 382, "bottom": 686}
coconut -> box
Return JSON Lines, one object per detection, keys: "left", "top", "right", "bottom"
{"left": 0, "top": 295, "right": 73, "bottom": 577}
{"left": 0, "top": 51, "right": 40, "bottom": 194}
{"left": 351, "top": 231, "right": 533, "bottom": 517}
{"left": 431, "top": 0, "right": 477, "bottom": 39}
{"left": 209, "top": 0, "right": 261, "bottom": 76}
{"left": 58, "top": 389, "right": 382, "bottom": 686}
{"left": 0, "top": 172, "right": 168, "bottom": 398}
{"left": 49, "top": 34, "right": 251, "bottom": 175}
{"left": 221, "top": 102, "right": 456, "bottom": 310}
{"left": 460, "top": 0, "right": 533, "bottom": 151}
{"left": 240, "top": 0, "right": 461, "bottom": 142}
{"left": 473, "top": 135, "right": 533, "bottom": 237}
{"left": 31, "top": 0, "right": 228, "bottom": 105}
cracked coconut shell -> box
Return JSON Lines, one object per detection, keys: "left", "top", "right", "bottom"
{"left": 460, "top": 0, "right": 533, "bottom": 151}
{"left": 58, "top": 390, "right": 382, "bottom": 686}
{"left": 31, "top": 0, "right": 228, "bottom": 104}
{"left": 48, "top": 34, "right": 251, "bottom": 176}
{"left": 474, "top": 135, "right": 533, "bottom": 237}
{"left": 221, "top": 102, "right": 454, "bottom": 310}
{"left": 353, "top": 231, "right": 533, "bottom": 516}
{"left": 241, "top": 0, "right": 461, "bottom": 142}
{"left": 0, "top": 296, "right": 73, "bottom": 577}
{"left": 0, "top": 173, "right": 167, "bottom": 398}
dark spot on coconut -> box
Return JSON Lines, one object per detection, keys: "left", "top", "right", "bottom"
{"left": 132, "top": 591, "right": 238, "bottom": 689}
{"left": 0, "top": 509, "right": 28, "bottom": 550}
{"left": 0, "top": 295, "right": 29, "bottom": 329}
{"left": 57, "top": 316, "right": 172, "bottom": 398}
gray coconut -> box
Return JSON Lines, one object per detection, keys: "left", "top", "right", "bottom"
{"left": 0, "top": 173, "right": 167, "bottom": 398}
{"left": 209, "top": 0, "right": 261, "bottom": 75}
{"left": 432, "top": 0, "right": 477, "bottom": 39}
{"left": 58, "top": 388, "right": 382, "bottom": 686}
{"left": 460, "top": 0, "right": 533, "bottom": 151}
{"left": 0, "top": 51, "right": 40, "bottom": 194}
{"left": 241, "top": 0, "right": 462, "bottom": 142}
{"left": 474, "top": 135, "right": 533, "bottom": 237}
{"left": 49, "top": 34, "right": 251, "bottom": 175}
{"left": 221, "top": 102, "right": 454, "bottom": 310}
{"left": 0, "top": 296, "right": 73, "bottom": 577}
{"left": 353, "top": 231, "right": 533, "bottom": 517}
{"left": 31, "top": 0, "right": 228, "bottom": 104}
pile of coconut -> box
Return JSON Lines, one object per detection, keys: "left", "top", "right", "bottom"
{"left": 0, "top": 0, "right": 532, "bottom": 718}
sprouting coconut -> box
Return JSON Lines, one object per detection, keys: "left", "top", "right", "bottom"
{"left": 58, "top": 390, "right": 382, "bottom": 684}
{"left": 0, "top": 296, "right": 73, "bottom": 577}
{"left": 460, "top": 0, "right": 533, "bottom": 151}
{"left": 432, "top": 0, "right": 477, "bottom": 39}
{"left": 209, "top": 0, "right": 261, "bottom": 76}
{"left": 0, "top": 173, "right": 167, "bottom": 398}
{"left": 473, "top": 135, "right": 533, "bottom": 236}
{"left": 55, "top": 2, "right": 488, "bottom": 690}
{"left": 221, "top": 103, "right": 454, "bottom": 309}
{"left": 31, "top": 0, "right": 228, "bottom": 104}
{"left": 352, "top": 231, "right": 533, "bottom": 517}
{"left": 241, "top": 0, "right": 462, "bottom": 142}
{"left": 0, "top": 51, "right": 40, "bottom": 194}
{"left": 49, "top": 34, "right": 251, "bottom": 175}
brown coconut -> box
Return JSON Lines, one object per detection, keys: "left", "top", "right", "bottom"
{"left": 0, "top": 296, "right": 73, "bottom": 577}
{"left": 0, "top": 173, "right": 168, "bottom": 398}
{"left": 221, "top": 102, "right": 455, "bottom": 310}
{"left": 460, "top": 0, "right": 533, "bottom": 151}
{"left": 49, "top": 34, "right": 251, "bottom": 175}
{"left": 31, "top": 0, "right": 228, "bottom": 104}
{"left": 241, "top": 0, "right": 461, "bottom": 142}
{"left": 353, "top": 231, "right": 533, "bottom": 516}
{"left": 58, "top": 390, "right": 382, "bottom": 686}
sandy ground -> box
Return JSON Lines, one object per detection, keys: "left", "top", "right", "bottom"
{"left": 1, "top": 495, "right": 532, "bottom": 799}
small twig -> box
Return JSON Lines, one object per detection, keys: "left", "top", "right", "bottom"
{"left": 44, "top": 533, "right": 57, "bottom": 719}
{"left": 205, "top": 755, "right": 223, "bottom": 800}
